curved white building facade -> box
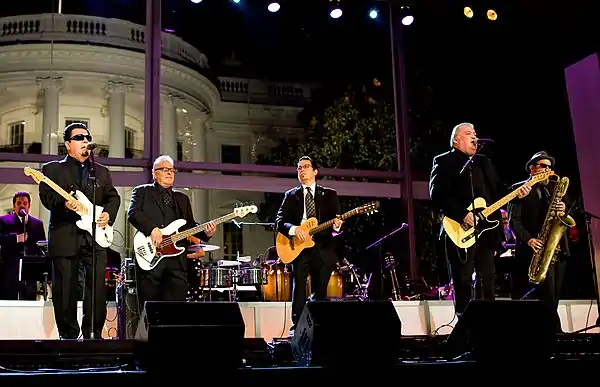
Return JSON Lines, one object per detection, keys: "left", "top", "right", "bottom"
{"left": 0, "top": 13, "right": 311, "bottom": 259}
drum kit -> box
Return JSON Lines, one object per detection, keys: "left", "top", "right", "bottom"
{"left": 186, "top": 243, "right": 373, "bottom": 302}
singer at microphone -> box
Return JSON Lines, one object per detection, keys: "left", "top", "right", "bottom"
{"left": 428, "top": 122, "right": 531, "bottom": 315}
{"left": 0, "top": 191, "right": 47, "bottom": 300}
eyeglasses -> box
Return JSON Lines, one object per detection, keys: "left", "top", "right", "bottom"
{"left": 70, "top": 134, "right": 92, "bottom": 142}
{"left": 535, "top": 163, "right": 552, "bottom": 169}
{"left": 155, "top": 167, "right": 176, "bottom": 174}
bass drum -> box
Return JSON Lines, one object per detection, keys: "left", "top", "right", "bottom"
{"left": 307, "top": 272, "right": 343, "bottom": 298}
{"left": 262, "top": 269, "right": 292, "bottom": 301}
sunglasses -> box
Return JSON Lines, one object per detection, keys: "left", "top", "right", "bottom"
{"left": 535, "top": 163, "right": 552, "bottom": 169}
{"left": 70, "top": 134, "right": 92, "bottom": 142}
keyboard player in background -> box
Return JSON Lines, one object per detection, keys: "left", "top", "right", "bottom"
{"left": 0, "top": 192, "right": 46, "bottom": 300}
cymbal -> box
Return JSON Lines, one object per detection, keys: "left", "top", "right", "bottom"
{"left": 188, "top": 243, "right": 220, "bottom": 252}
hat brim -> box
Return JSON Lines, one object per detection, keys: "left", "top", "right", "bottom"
{"left": 526, "top": 155, "right": 555, "bottom": 172}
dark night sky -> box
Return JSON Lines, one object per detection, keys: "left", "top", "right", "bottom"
{"left": 2, "top": 0, "right": 599, "bottom": 192}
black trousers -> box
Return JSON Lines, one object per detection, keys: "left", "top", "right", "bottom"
{"left": 135, "top": 253, "right": 188, "bottom": 313}
{"left": 1, "top": 259, "right": 20, "bottom": 300}
{"left": 444, "top": 234, "right": 496, "bottom": 314}
{"left": 511, "top": 247, "right": 566, "bottom": 306}
{"left": 291, "top": 247, "right": 335, "bottom": 327}
{"left": 52, "top": 236, "right": 107, "bottom": 339}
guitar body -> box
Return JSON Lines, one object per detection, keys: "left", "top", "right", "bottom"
{"left": 276, "top": 218, "right": 318, "bottom": 264}
{"left": 73, "top": 190, "right": 114, "bottom": 248}
{"left": 442, "top": 197, "right": 500, "bottom": 249}
{"left": 134, "top": 219, "right": 187, "bottom": 271}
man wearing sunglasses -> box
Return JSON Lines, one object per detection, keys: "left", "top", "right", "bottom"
{"left": 507, "top": 151, "right": 572, "bottom": 332}
{"left": 39, "top": 122, "right": 121, "bottom": 340}
{"left": 127, "top": 155, "right": 216, "bottom": 313}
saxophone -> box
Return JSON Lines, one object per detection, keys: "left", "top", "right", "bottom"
{"left": 528, "top": 175, "right": 576, "bottom": 284}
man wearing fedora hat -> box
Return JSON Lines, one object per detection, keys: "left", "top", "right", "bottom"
{"left": 507, "top": 151, "right": 571, "bottom": 330}
{"left": 429, "top": 123, "right": 531, "bottom": 316}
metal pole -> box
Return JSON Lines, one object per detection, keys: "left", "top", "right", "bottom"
{"left": 58, "top": 0, "right": 62, "bottom": 14}
{"left": 388, "top": 1, "right": 417, "bottom": 280}
{"left": 144, "top": 0, "right": 162, "bottom": 173}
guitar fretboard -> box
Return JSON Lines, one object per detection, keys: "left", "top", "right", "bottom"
{"left": 308, "top": 209, "right": 359, "bottom": 236}
{"left": 481, "top": 180, "right": 537, "bottom": 217}
{"left": 41, "top": 177, "right": 74, "bottom": 202}
{"left": 171, "top": 212, "right": 238, "bottom": 242}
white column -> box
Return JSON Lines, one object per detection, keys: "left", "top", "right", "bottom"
{"left": 37, "top": 76, "right": 63, "bottom": 155}
{"left": 161, "top": 94, "right": 178, "bottom": 158}
{"left": 192, "top": 112, "right": 209, "bottom": 223}
{"left": 36, "top": 76, "right": 63, "bottom": 230}
{"left": 106, "top": 80, "right": 132, "bottom": 158}
{"left": 105, "top": 81, "right": 132, "bottom": 256}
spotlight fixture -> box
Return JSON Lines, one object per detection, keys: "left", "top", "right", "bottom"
{"left": 487, "top": 9, "right": 497, "bottom": 20}
{"left": 369, "top": 9, "right": 378, "bottom": 19}
{"left": 464, "top": 6, "right": 473, "bottom": 18}
{"left": 400, "top": 6, "right": 414, "bottom": 26}
{"left": 329, "top": 0, "right": 342, "bottom": 19}
{"left": 268, "top": 2, "right": 280, "bottom": 12}
{"left": 190, "top": 0, "right": 202, "bottom": 3}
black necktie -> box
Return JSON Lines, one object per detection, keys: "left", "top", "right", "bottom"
{"left": 80, "top": 163, "right": 89, "bottom": 188}
{"left": 305, "top": 187, "right": 316, "bottom": 218}
{"left": 162, "top": 191, "right": 173, "bottom": 208}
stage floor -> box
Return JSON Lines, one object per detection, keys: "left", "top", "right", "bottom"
{"left": 0, "top": 299, "right": 598, "bottom": 340}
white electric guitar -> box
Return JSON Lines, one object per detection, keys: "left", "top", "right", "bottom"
{"left": 24, "top": 166, "right": 114, "bottom": 248}
{"left": 134, "top": 205, "right": 258, "bottom": 271}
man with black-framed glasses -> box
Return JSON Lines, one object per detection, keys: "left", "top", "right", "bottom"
{"left": 39, "top": 122, "right": 121, "bottom": 340}
{"left": 508, "top": 151, "right": 571, "bottom": 332}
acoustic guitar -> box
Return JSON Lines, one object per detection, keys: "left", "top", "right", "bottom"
{"left": 276, "top": 201, "right": 379, "bottom": 264}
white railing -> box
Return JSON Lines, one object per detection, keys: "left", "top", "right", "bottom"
{"left": 218, "top": 76, "right": 314, "bottom": 105}
{"left": 0, "top": 13, "right": 208, "bottom": 68}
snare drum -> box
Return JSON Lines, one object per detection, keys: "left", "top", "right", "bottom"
{"left": 239, "top": 268, "right": 264, "bottom": 286}
{"left": 262, "top": 269, "right": 292, "bottom": 301}
{"left": 307, "top": 272, "right": 343, "bottom": 298}
{"left": 199, "top": 268, "right": 232, "bottom": 288}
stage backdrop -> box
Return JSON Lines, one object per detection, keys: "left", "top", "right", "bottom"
{"left": 565, "top": 52, "right": 600, "bottom": 298}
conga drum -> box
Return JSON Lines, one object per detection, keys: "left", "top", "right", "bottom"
{"left": 306, "top": 272, "right": 343, "bottom": 298}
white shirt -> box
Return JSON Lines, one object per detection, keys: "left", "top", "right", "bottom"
{"left": 289, "top": 182, "right": 341, "bottom": 236}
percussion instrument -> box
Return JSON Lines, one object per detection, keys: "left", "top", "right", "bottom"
{"left": 238, "top": 268, "right": 264, "bottom": 286}
{"left": 189, "top": 243, "right": 220, "bottom": 252}
{"left": 262, "top": 268, "right": 292, "bottom": 301}
{"left": 199, "top": 268, "right": 232, "bottom": 288}
{"left": 306, "top": 271, "right": 343, "bottom": 298}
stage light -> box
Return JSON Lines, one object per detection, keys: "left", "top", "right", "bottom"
{"left": 487, "top": 9, "right": 497, "bottom": 20}
{"left": 190, "top": 0, "right": 202, "bottom": 3}
{"left": 233, "top": 0, "right": 241, "bottom": 3}
{"left": 399, "top": 6, "right": 413, "bottom": 26}
{"left": 464, "top": 6, "right": 473, "bottom": 18}
{"left": 369, "top": 9, "right": 378, "bottom": 19}
{"left": 330, "top": 8, "right": 342, "bottom": 18}
{"left": 268, "top": 2, "right": 280, "bottom": 12}
{"left": 401, "top": 15, "right": 413, "bottom": 25}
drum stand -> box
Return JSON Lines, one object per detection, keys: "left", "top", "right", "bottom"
{"left": 342, "top": 259, "right": 370, "bottom": 300}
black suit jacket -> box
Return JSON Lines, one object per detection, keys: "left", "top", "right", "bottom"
{"left": 275, "top": 184, "right": 341, "bottom": 265}
{"left": 507, "top": 179, "right": 572, "bottom": 257}
{"left": 39, "top": 156, "right": 121, "bottom": 257}
{"left": 429, "top": 149, "right": 507, "bottom": 243}
{"left": 0, "top": 213, "right": 46, "bottom": 261}
{"left": 127, "top": 183, "right": 211, "bottom": 246}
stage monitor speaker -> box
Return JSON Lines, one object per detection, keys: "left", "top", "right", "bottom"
{"left": 291, "top": 300, "right": 402, "bottom": 367}
{"left": 135, "top": 301, "right": 245, "bottom": 371}
{"left": 446, "top": 299, "right": 557, "bottom": 362}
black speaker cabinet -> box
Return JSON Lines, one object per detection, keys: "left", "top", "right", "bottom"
{"left": 291, "top": 300, "right": 402, "bottom": 367}
{"left": 135, "top": 301, "right": 245, "bottom": 371}
{"left": 446, "top": 299, "right": 558, "bottom": 362}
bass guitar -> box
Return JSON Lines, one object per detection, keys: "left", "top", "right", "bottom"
{"left": 134, "top": 205, "right": 257, "bottom": 271}
{"left": 443, "top": 170, "right": 555, "bottom": 249}
{"left": 276, "top": 201, "right": 379, "bottom": 264}
{"left": 24, "top": 166, "right": 114, "bottom": 248}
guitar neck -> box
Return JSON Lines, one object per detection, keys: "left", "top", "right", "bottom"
{"left": 308, "top": 209, "right": 358, "bottom": 236}
{"left": 42, "top": 177, "right": 75, "bottom": 202}
{"left": 481, "top": 183, "right": 531, "bottom": 217}
{"left": 171, "top": 212, "right": 238, "bottom": 242}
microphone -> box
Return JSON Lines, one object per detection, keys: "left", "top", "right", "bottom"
{"left": 85, "top": 143, "right": 97, "bottom": 151}
{"left": 18, "top": 209, "right": 27, "bottom": 217}
{"left": 476, "top": 138, "right": 495, "bottom": 143}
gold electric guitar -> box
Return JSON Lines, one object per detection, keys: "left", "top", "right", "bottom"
{"left": 276, "top": 201, "right": 379, "bottom": 264}
{"left": 443, "top": 170, "right": 555, "bottom": 249}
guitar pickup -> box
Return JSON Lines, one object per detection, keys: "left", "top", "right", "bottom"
{"left": 460, "top": 223, "right": 472, "bottom": 231}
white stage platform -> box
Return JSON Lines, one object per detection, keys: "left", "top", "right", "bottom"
{"left": 0, "top": 300, "right": 598, "bottom": 340}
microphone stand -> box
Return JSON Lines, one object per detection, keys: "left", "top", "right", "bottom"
{"left": 366, "top": 223, "right": 409, "bottom": 297}
{"left": 459, "top": 143, "right": 486, "bottom": 300}
{"left": 88, "top": 148, "right": 98, "bottom": 340}
{"left": 18, "top": 213, "right": 27, "bottom": 300}
{"left": 574, "top": 207, "right": 600, "bottom": 333}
